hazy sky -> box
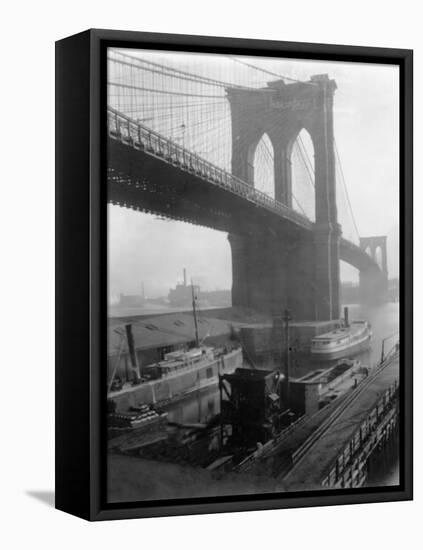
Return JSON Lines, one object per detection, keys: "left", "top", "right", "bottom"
{"left": 108, "top": 51, "right": 399, "bottom": 299}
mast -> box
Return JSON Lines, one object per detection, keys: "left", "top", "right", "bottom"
{"left": 191, "top": 281, "right": 200, "bottom": 347}
{"left": 283, "top": 309, "right": 292, "bottom": 407}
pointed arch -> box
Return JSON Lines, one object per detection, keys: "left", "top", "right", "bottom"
{"left": 374, "top": 246, "right": 383, "bottom": 270}
{"left": 289, "top": 128, "right": 315, "bottom": 221}
{"left": 249, "top": 133, "right": 275, "bottom": 199}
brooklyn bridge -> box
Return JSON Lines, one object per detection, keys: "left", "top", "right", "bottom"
{"left": 107, "top": 49, "right": 389, "bottom": 321}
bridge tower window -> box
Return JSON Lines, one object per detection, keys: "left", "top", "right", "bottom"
{"left": 290, "top": 129, "right": 315, "bottom": 222}
{"left": 374, "top": 246, "right": 383, "bottom": 270}
{"left": 251, "top": 133, "right": 275, "bottom": 199}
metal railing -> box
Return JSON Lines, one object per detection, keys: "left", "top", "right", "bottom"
{"left": 321, "top": 379, "right": 399, "bottom": 488}
{"left": 107, "top": 107, "right": 313, "bottom": 231}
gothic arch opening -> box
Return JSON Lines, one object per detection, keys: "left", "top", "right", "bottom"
{"left": 365, "top": 246, "right": 372, "bottom": 258}
{"left": 374, "top": 246, "right": 383, "bottom": 270}
{"left": 251, "top": 133, "right": 275, "bottom": 199}
{"left": 290, "top": 129, "right": 315, "bottom": 221}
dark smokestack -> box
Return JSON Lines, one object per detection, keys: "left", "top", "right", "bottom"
{"left": 183, "top": 268, "right": 187, "bottom": 287}
{"left": 125, "top": 324, "right": 141, "bottom": 385}
{"left": 344, "top": 306, "right": 349, "bottom": 327}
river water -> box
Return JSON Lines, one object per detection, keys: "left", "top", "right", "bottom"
{"left": 164, "top": 302, "right": 400, "bottom": 486}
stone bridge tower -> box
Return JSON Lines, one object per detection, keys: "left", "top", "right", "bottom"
{"left": 227, "top": 75, "right": 340, "bottom": 321}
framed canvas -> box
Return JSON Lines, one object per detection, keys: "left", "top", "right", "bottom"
{"left": 55, "top": 29, "right": 413, "bottom": 521}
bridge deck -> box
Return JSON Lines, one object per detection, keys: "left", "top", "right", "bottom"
{"left": 107, "top": 106, "right": 380, "bottom": 274}
{"left": 283, "top": 355, "right": 399, "bottom": 490}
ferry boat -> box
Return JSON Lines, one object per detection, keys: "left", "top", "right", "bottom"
{"left": 310, "top": 317, "right": 372, "bottom": 361}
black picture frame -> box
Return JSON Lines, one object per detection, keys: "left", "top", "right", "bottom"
{"left": 55, "top": 28, "right": 413, "bottom": 521}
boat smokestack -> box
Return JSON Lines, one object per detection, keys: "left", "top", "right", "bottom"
{"left": 344, "top": 306, "right": 349, "bottom": 328}
{"left": 183, "top": 268, "right": 187, "bottom": 287}
{"left": 191, "top": 281, "right": 200, "bottom": 348}
{"left": 125, "top": 323, "right": 141, "bottom": 385}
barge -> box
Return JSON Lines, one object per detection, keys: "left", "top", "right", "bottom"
{"left": 109, "top": 345, "right": 243, "bottom": 411}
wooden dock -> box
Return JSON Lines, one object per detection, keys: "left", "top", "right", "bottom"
{"left": 283, "top": 351, "right": 399, "bottom": 490}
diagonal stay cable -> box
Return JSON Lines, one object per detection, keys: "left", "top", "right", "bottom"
{"left": 334, "top": 138, "right": 360, "bottom": 240}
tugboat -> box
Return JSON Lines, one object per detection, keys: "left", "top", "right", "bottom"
{"left": 310, "top": 307, "right": 372, "bottom": 361}
{"left": 108, "top": 402, "right": 169, "bottom": 451}
{"left": 108, "top": 403, "right": 168, "bottom": 430}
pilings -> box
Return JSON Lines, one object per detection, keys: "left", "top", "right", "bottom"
{"left": 321, "top": 380, "right": 399, "bottom": 489}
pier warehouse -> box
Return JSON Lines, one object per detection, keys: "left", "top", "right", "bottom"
{"left": 107, "top": 311, "right": 239, "bottom": 383}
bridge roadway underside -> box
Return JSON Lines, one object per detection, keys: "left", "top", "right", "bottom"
{"left": 109, "top": 138, "right": 319, "bottom": 319}
{"left": 108, "top": 138, "right": 385, "bottom": 320}
{"left": 108, "top": 139, "right": 306, "bottom": 238}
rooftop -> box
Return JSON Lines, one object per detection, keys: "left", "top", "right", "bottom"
{"left": 108, "top": 311, "right": 235, "bottom": 355}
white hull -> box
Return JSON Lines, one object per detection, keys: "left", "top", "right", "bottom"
{"left": 311, "top": 333, "right": 371, "bottom": 361}
{"left": 109, "top": 348, "right": 242, "bottom": 410}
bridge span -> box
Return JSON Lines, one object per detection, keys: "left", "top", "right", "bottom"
{"left": 108, "top": 104, "right": 387, "bottom": 320}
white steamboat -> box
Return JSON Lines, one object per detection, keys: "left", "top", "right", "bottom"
{"left": 311, "top": 308, "right": 372, "bottom": 361}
